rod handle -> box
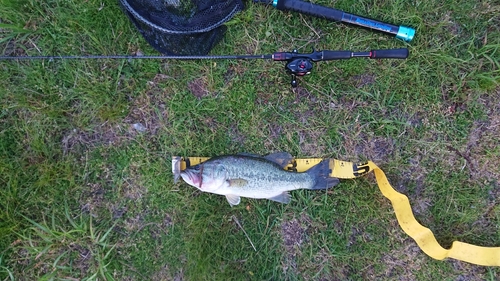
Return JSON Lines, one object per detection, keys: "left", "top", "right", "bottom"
{"left": 321, "top": 50, "right": 354, "bottom": 60}
{"left": 253, "top": 0, "right": 415, "bottom": 42}
{"left": 370, "top": 48, "right": 409, "bottom": 59}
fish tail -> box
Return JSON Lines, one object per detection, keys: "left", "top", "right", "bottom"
{"left": 306, "top": 159, "right": 340, "bottom": 190}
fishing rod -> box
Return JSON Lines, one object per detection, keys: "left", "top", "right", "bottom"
{"left": 1, "top": 48, "right": 409, "bottom": 87}
{"left": 254, "top": 0, "right": 415, "bottom": 42}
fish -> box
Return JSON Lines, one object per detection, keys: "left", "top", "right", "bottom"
{"left": 180, "top": 152, "right": 339, "bottom": 206}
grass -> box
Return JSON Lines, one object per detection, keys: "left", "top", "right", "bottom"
{"left": 1, "top": 0, "right": 499, "bottom": 279}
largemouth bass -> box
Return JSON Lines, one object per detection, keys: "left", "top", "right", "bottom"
{"left": 180, "top": 152, "right": 339, "bottom": 206}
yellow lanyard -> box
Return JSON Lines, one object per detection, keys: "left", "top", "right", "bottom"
{"left": 172, "top": 156, "right": 500, "bottom": 266}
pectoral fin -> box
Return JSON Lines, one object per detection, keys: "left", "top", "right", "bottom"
{"left": 267, "top": 192, "right": 291, "bottom": 204}
{"left": 225, "top": 194, "right": 241, "bottom": 206}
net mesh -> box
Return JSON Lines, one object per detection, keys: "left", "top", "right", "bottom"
{"left": 119, "top": 0, "right": 245, "bottom": 55}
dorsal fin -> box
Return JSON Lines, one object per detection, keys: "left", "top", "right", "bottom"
{"left": 237, "top": 152, "right": 260, "bottom": 157}
{"left": 263, "top": 152, "right": 293, "bottom": 169}
{"left": 237, "top": 152, "right": 293, "bottom": 169}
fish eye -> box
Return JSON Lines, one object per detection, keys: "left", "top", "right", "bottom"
{"left": 191, "top": 164, "right": 201, "bottom": 171}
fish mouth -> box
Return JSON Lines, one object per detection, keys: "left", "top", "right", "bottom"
{"left": 180, "top": 169, "right": 201, "bottom": 188}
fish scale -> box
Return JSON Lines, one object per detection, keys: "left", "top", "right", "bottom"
{"left": 221, "top": 156, "right": 312, "bottom": 192}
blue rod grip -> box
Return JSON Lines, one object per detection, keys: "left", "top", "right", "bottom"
{"left": 254, "top": 0, "right": 415, "bottom": 42}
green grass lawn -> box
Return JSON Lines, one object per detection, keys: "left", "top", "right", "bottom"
{"left": 1, "top": 0, "right": 499, "bottom": 280}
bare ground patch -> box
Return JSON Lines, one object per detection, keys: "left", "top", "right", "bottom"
{"left": 150, "top": 265, "right": 184, "bottom": 281}
{"left": 293, "top": 89, "right": 327, "bottom": 156}
{"left": 228, "top": 123, "right": 247, "bottom": 146}
{"left": 119, "top": 161, "right": 148, "bottom": 201}
{"left": 306, "top": 249, "right": 350, "bottom": 281}
{"left": 341, "top": 132, "right": 396, "bottom": 164}
{"left": 378, "top": 226, "right": 489, "bottom": 280}
{"left": 262, "top": 87, "right": 329, "bottom": 155}
{"left": 297, "top": 126, "right": 328, "bottom": 156}
{"left": 393, "top": 152, "right": 435, "bottom": 227}
{"left": 9, "top": 239, "right": 96, "bottom": 280}
{"left": 447, "top": 259, "right": 489, "bottom": 281}
{"left": 79, "top": 182, "right": 107, "bottom": 218}
{"left": 1, "top": 36, "right": 36, "bottom": 57}
{"left": 351, "top": 73, "right": 376, "bottom": 88}
{"left": 188, "top": 76, "right": 211, "bottom": 99}
{"left": 78, "top": 159, "right": 154, "bottom": 230}
{"left": 61, "top": 123, "right": 131, "bottom": 154}
{"left": 262, "top": 122, "right": 284, "bottom": 151}
{"left": 376, "top": 90, "right": 500, "bottom": 279}
{"left": 7, "top": 215, "right": 120, "bottom": 280}
{"left": 432, "top": 92, "right": 500, "bottom": 236}
{"left": 373, "top": 216, "right": 487, "bottom": 280}
{"left": 439, "top": 90, "right": 500, "bottom": 184}
{"left": 126, "top": 74, "right": 171, "bottom": 135}
{"left": 377, "top": 229, "right": 426, "bottom": 281}
{"left": 281, "top": 213, "right": 311, "bottom": 276}
{"left": 68, "top": 243, "right": 93, "bottom": 276}
{"left": 62, "top": 74, "right": 171, "bottom": 154}
{"left": 280, "top": 214, "right": 352, "bottom": 280}
{"left": 275, "top": 121, "right": 328, "bottom": 156}
{"left": 464, "top": 114, "right": 499, "bottom": 183}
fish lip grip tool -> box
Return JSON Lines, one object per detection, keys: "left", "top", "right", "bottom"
{"left": 254, "top": 0, "right": 416, "bottom": 42}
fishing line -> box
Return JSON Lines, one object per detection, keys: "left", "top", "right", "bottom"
{"left": 0, "top": 54, "right": 271, "bottom": 60}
